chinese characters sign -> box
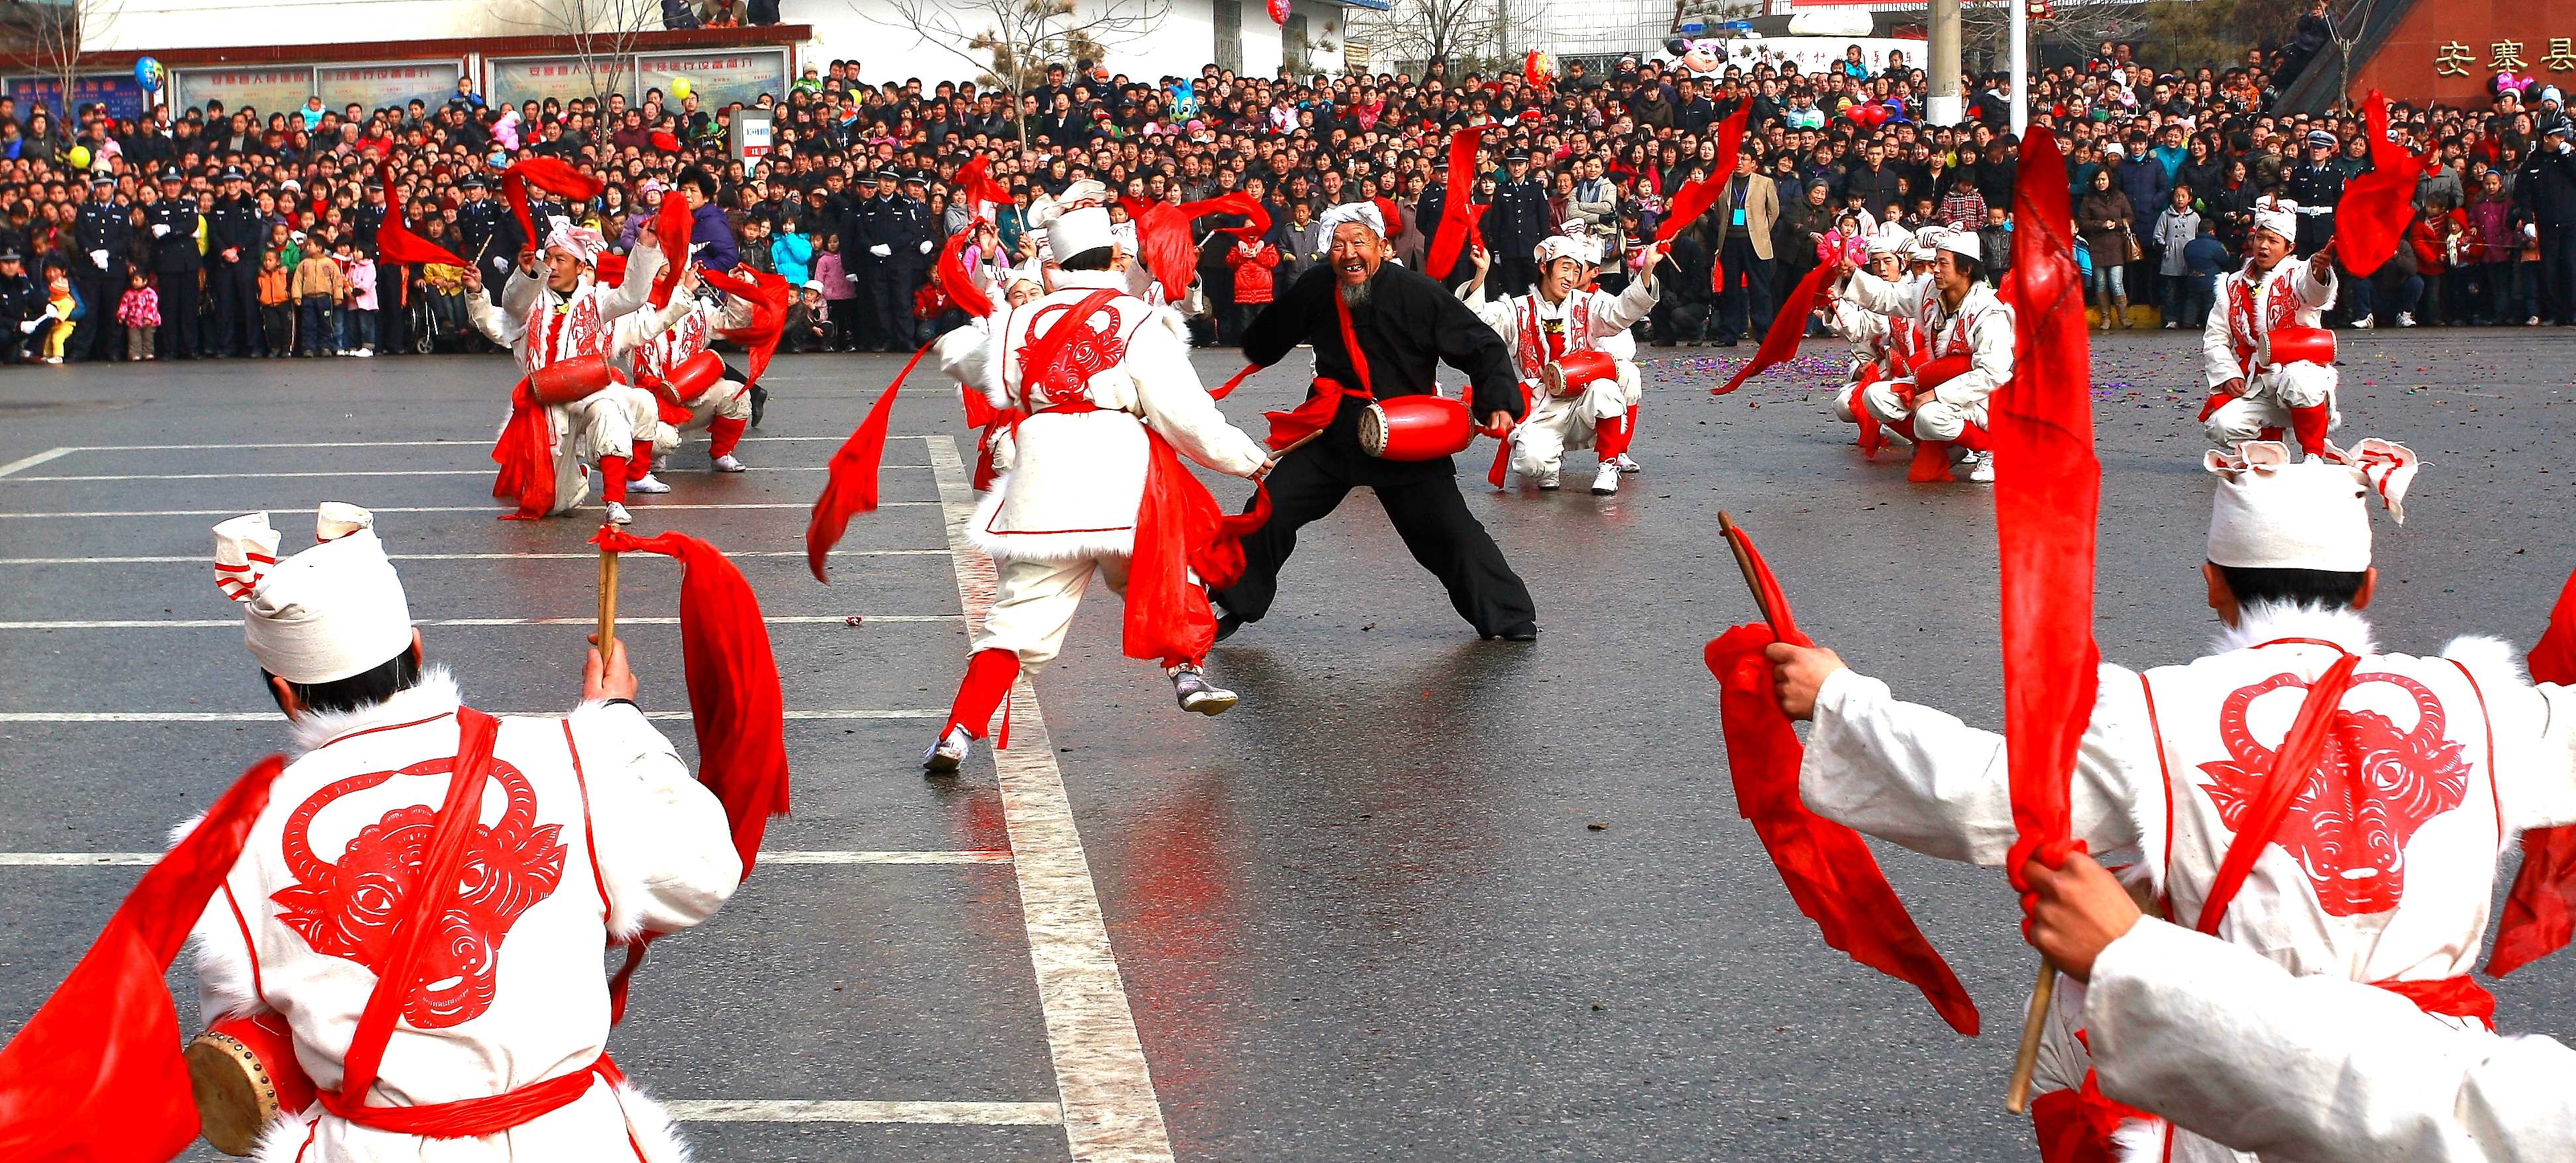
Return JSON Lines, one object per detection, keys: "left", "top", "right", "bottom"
{"left": 319, "top": 62, "right": 463, "bottom": 114}
{"left": 2439, "top": 37, "right": 2576, "bottom": 76}
{"left": 172, "top": 68, "right": 315, "bottom": 119}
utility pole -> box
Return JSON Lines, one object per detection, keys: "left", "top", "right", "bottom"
{"left": 1928, "top": 0, "right": 1962, "bottom": 125}
{"left": 2010, "top": 0, "right": 2029, "bottom": 133}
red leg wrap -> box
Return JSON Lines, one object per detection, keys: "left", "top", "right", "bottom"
{"left": 1951, "top": 422, "right": 1991, "bottom": 452}
{"left": 598, "top": 456, "right": 629, "bottom": 503}
{"left": 709, "top": 416, "right": 748, "bottom": 458}
{"left": 1907, "top": 440, "right": 1953, "bottom": 483}
{"left": 627, "top": 442, "right": 653, "bottom": 480}
{"left": 2288, "top": 403, "right": 2331, "bottom": 458}
{"left": 943, "top": 648, "right": 1021, "bottom": 742}
{"left": 1594, "top": 411, "right": 1633, "bottom": 458}
{"left": 1849, "top": 384, "right": 1885, "bottom": 457}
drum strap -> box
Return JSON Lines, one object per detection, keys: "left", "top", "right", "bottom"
{"left": 322, "top": 707, "right": 621, "bottom": 1138}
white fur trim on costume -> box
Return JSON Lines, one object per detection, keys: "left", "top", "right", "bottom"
{"left": 612, "top": 1079, "right": 696, "bottom": 1163}
{"left": 282, "top": 666, "right": 460, "bottom": 755}
{"left": 2110, "top": 1116, "right": 2167, "bottom": 1163}
{"left": 2213, "top": 601, "right": 2379, "bottom": 657}
{"left": 2442, "top": 633, "right": 2529, "bottom": 687}
{"left": 1317, "top": 200, "right": 1385, "bottom": 240}
{"left": 249, "top": 1106, "right": 319, "bottom": 1163}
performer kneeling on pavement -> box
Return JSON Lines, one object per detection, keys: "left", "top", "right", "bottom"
{"left": 1212, "top": 201, "right": 1539, "bottom": 641}
{"left": 1823, "top": 234, "right": 1923, "bottom": 452}
{"left": 2024, "top": 846, "right": 2576, "bottom": 1163}
{"left": 625, "top": 279, "right": 759, "bottom": 477}
{"left": 922, "top": 206, "right": 1273, "bottom": 774}
{"left": 201, "top": 501, "right": 743, "bottom": 1158}
{"left": 471, "top": 217, "right": 696, "bottom": 525}
{"left": 1760, "top": 442, "right": 2576, "bottom": 1163}
{"left": 1461, "top": 223, "right": 1662, "bottom": 495}
{"left": 2201, "top": 200, "right": 2341, "bottom": 457}
{"left": 1836, "top": 228, "right": 2012, "bottom": 483}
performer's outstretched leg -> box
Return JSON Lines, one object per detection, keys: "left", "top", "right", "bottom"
{"left": 1377, "top": 474, "right": 1537, "bottom": 639}
{"left": 709, "top": 415, "right": 749, "bottom": 472}
{"left": 927, "top": 648, "right": 1020, "bottom": 773}
{"left": 1212, "top": 450, "right": 1353, "bottom": 634}
{"left": 628, "top": 440, "right": 671, "bottom": 494}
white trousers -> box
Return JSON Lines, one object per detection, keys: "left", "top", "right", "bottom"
{"left": 1513, "top": 374, "right": 1631, "bottom": 476}
{"left": 1860, "top": 379, "right": 1988, "bottom": 442}
{"left": 972, "top": 554, "right": 1132, "bottom": 672}
{"left": 566, "top": 385, "right": 655, "bottom": 463}
{"left": 2204, "top": 360, "right": 2337, "bottom": 446}
{"left": 657, "top": 380, "right": 753, "bottom": 451}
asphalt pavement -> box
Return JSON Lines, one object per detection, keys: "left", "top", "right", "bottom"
{"left": 0, "top": 324, "right": 2569, "bottom": 1162}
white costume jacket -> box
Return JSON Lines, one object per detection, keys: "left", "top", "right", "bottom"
{"left": 1462, "top": 276, "right": 1656, "bottom": 469}
{"left": 1799, "top": 603, "right": 2576, "bottom": 1163}
{"left": 1839, "top": 270, "right": 2013, "bottom": 411}
{"left": 2202, "top": 258, "right": 2337, "bottom": 389}
{"left": 468, "top": 252, "right": 694, "bottom": 509}
{"left": 188, "top": 670, "right": 743, "bottom": 1162}
{"left": 2086, "top": 917, "right": 2576, "bottom": 1163}
{"left": 621, "top": 294, "right": 758, "bottom": 445}
{"left": 941, "top": 268, "right": 1267, "bottom": 563}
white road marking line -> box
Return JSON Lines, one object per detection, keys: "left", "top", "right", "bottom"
{"left": 0, "top": 550, "right": 952, "bottom": 565}
{"left": 665, "top": 1099, "right": 1061, "bottom": 1125}
{"left": 927, "top": 435, "right": 1176, "bottom": 1163}
{"left": 0, "top": 709, "right": 943, "bottom": 723}
{"left": 0, "top": 849, "right": 1011, "bottom": 868}
{"left": 0, "top": 448, "right": 74, "bottom": 478}
{"left": 7, "top": 466, "right": 923, "bottom": 482}
{"left": 0, "top": 615, "right": 960, "bottom": 629}
{"left": 56, "top": 435, "right": 918, "bottom": 452}
{"left": 0, "top": 503, "right": 936, "bottom": 519}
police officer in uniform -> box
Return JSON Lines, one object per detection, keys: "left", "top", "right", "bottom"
{"left": 893, "top": 171, "right": 938, "bottom": 350}
{"left": 207, "top": 167, "right": 264, "bottom": 357}
{"left": 147, "top": 166, "right": 203, "bottom": 360}
{"left": 0, "top": 249, "right": 49, "bottom": 364}
{"left": 456, "top": 174, "right": 523, "bottom": 297}
{"left": 2283, "top": 128, "right": 2344, "bottom": 257}
{"left": 1487, "top": 147, "right": 1553, "bottom": 297}
{"left": 70, "top": 175, "right": 132, "bottom": 363}
{"left": 849, "top": 167, "right": 925, "bottom": 352}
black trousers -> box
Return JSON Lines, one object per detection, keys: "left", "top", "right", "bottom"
{"left": 156, "top": 272, "right": 198, "bottom": 359}
{"left": 861, "top": 264, "right": 917, "bottom": 350}
{"left": 1715, "top": 237, "right": 1774, "bottom": 341}
{"left": 72, "top": 272, "right": 121, "bottom": 361}
{"left": 1214, "top": 412, "right": 1537, "bottom": 638}
{"left": 1493, "top": 256, "right": 1539, "bottom": 299}
{"left": 2540, "top": 225, "right": 2576, "bottom": 323}
{"left": 211, "top": 261, "right": 258, "bottom": 355}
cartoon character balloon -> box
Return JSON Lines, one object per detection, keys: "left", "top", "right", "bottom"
{"left": 1664, "top": 38, "right": 1726, "bottom": 80}
{"left": 134, "top": 56, "right": 164, "bottom": 93}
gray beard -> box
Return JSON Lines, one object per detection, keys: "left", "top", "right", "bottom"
{"left": 1337, "top": 274, "right": 1373, "bottom": 309}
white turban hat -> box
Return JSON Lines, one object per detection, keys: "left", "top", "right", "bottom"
{"left": 2253, "top": 199, "right": 2300, "bottom": 243}
{"left": 1534, "top": 225, "right": 1603, "bottom": 268}
{"left": 2204, "top": 439, "right": 2419, "bottom": 573}
{"left": 1045, "top": 205, "right": 1116, "bottom": 262}
{"left": 543, "top": 215, "right": 607, "bottom": 263}
{"left": 1933, "top": 229, "right": 1982, "bottom": 261}
{"left": 1316, "top": 199, "right": 1386, "bottom": 240}
{"left": 214, "top": 503, "right": 413, "bottom": 684}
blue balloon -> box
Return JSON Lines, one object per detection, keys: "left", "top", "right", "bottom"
{"left": 134, "top": 56, "right": 163, "bottom": 91}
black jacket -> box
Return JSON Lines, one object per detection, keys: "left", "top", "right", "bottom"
{"left": 207, "top": 195, "right": 264, "bottom": 264}
{"left": 146, "top": 199, "right": 201, "bottom": 273}
{"left": 1244, "top": 262, "right": 1521, "bottom": 422}
{"left": 74, "top": 199, "right": 133, "bottom": 277}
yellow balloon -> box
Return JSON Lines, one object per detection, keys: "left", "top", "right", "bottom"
{"left": 669, "top": 77, "right": 692, "bottom": 101}
{"left": 65, "top": 144, "right": 89, "bottom": 169}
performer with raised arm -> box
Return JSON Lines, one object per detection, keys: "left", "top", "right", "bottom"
{"left": 921, "top": 205, "right": 1273, "bottom": 774}
{"left": 623, "top": 280, "right": 759, "bottom": 476}
{"left": 197, "top": 502, "right": 744, "bottom": 1159}
{"left": 1460, "top": 224, "right": 1662, "bottom": 495}
{"left": 472, "top": 217, "right": 696, "bottom": 525}
{"left": 1835, "top": 229, "right": 2013, "bottom": 483}
{"left": 1760, "top": 444, "right": 2576, "bottom": 1163}
{"left": 1823, "top": 234, "right": 1923, "bottom": 454}
{"left": 1211, "top": 201, "right": 1539, "bottom": 642}
{"left": 2200, "top": 199, "right": 2342, "bottom": 457}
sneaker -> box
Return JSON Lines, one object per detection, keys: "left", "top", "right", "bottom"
{"left": 922, "top": 725, "right": 973, "bottom": 774}
{"left": 1532, "top": 467, "right": 1561, "bottom": 491}
{"left": 2349, "top": 317, "right": 2375, "bottom": 329}
{"left": 628, "top": 473, "right": 672, "bottom": 495}
{"left": 604, "top": 501, "right": 633, "bottom": 525}
{"left": 2162, "top": 321, "right": 2179, "bottom": 329}
{"left": 1589, "top": 462, "right": 1621, "bottom": 495}
{"left": 353, "top": 348, "right": 374, "bottom": 357}
{"left": 2396, "top": 313, "right": 2416, "bottom": 327}
{"left": 1613, "top": 453, "right": 1642, "bottom": 474}
{"left": 1170, "top": 664, "right": 1240, "bottom": 716}
{"left": 1958, "top": 451, "right": 1996, "bottom": 483}
{"left": 712, "top": 454, "right": 748, "bottom": 473}
{"left": 2531, "top": 316, "right": 2544, "bottom": 327}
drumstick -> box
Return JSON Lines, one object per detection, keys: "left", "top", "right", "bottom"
{"left": 2006, "top": 960, "right": 2057, "bottom": 1114}
{"left": 1265, "top": 429, "right": 1323, "bottom": 467}
{"left": 1715, "top": 511, "right": 1784, "bottom": 636}
{"left": 596, "top": 526, "right": 621, "bottom": 655}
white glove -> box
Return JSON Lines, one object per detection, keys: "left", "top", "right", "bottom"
{"left": 492, "top": 254, "right": 513, "bottom": 272}
{"left": 17, "top": 319, "right": 36, "bottom": 334}
{"left": 89, "top": 249, "right": 109, "bottom": 268}
{"left": 847, "top": 273, "right": 859, "bottom": 281}
{"left": 869, "top": 244, "right": 892, "bottom": 258}
{"left": 151, "top": 223, "right": 171, "bottom": 238}
{"left": 919, "top": 240, "right": 934, "bottom": 254}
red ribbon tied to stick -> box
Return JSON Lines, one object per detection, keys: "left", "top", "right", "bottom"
{"left": 2487, "top": 568, "right": 2576, "bottom": 976}
{"left": 2334, "top": 91, "right": 2436, "bottom": 279}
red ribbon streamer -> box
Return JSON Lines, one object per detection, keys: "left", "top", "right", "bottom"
{"left": 1712, "top": 261, "right": 1837, "bottom": 396}
{"left": 1994, "top": 125, "right": 2103, "bottom": 889}
{"left": 1425, "top": 126, "right": 1496, "bottom": 280}
{"left": 373, "top": 159, "right": 468, "bottom": 269}
{"left": 490, "top": 378, "right": 557, "bottom": 521}
{"left": 2488, "top": 567, "right": 2576, "bottom": 976}
{"left": 938, "top": 232, "right": 995, "bottom": 319}
{"left": 699, "top": 266, "right": 790, "bottom": 387}
{"left": 1655, "top": 103, "right": 1752, "bottom": 244}
{"left": 2335, "top": 91, "right": 2435, "bottom": 279}
{"left": 806, "top": 342, "right": 932, "bottom": 582}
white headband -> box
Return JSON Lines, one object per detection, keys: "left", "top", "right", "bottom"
{"left": 543, "top": 215, "right": 606, "bottom": 263}
{"left": 1534, "top": 228, "right": 1602, "bottom": 268}
{"left": 1317, "top": 200, "right": 1385, "bottom": 240}
{"left": 2253, "top": 199, "right": 2299, "bottom": 243}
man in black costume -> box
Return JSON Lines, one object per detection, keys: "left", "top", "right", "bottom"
{"left": 1214, "top": 201, "right": 1539, "bottom": 641}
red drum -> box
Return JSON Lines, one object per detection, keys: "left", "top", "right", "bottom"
{"left": 667, "top": 348, "right": 726, "bottom": 402}
{"left": 1539, "top": 350, "right": 1620, "bottom": 397}
{"left": 2267, "top": 325, "right": 2335, "bottom": 368}
{"left": 529, "top": 352, "right": 620, "bottom": 405}
{"left": 1912, "top": 353, "right": 1973, "bottom": 391}
{"left": 1358, "top": 394, "right": 1474, "bottom": 460}
{"left": 189, "top": 1011, "right": 316, "bottom": 1156}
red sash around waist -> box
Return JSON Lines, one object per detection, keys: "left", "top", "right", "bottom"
{"left": 320, "top": 1054, "right": 626, "bottom": 1138}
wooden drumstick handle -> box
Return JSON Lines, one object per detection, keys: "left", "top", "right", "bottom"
{"left": 1716, "top": 511, "right": 1783, "bottom": 636}
{"left": 596, "top": 532, "right": 621, "bottom": 653}
{"left": 2005, "top": 958, "right": 2058, "bottom": 1114}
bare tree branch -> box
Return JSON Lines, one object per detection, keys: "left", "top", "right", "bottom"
{"left": 3, "top": 0, "right": 125, "bottom": 129}
{"left": 1352, "top": 0, "right": 1496, "bottom": 76}
{"left": 499, "top": 0, "right": 659, "bottom": 107}
{"left": 861, "top": 0, "right": 1167, "bottom": 148}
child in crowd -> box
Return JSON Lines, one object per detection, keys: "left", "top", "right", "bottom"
{"left": 292, "top": 234, "right": 345, "bottom": 358}
{"left": 258, "top": 249, "right": 294, "bottom": 357}
{"left": 116, "top": 270, "right": 158, "bottom": 361}
{"left": 341, "top": 242, "right": 378, "bottom": 357}
{"left": 812, "top": 233, "right": 856, "bottom": 351}
{"left": 2180, "top": 218, "right": 2231, "bottom": 328}
{"left": 40, "top": 265, "right": 74, "bottom": 364}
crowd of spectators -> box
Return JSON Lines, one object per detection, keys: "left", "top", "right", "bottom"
{"left": 1, "top": 35, "right": 2571, "bottom": 366}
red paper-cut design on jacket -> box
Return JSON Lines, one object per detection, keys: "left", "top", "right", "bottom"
{"left": 2199, "top": 671, "right": 2473, "bottom": 916}
{"left": 1022, "top": 301, "right": 1129, "bottom": 408}
{"left": 274, "top": 757, "right": 567, "bottom": 1027}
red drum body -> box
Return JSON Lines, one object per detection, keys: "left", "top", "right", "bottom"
{"left": 188, "top": 1011, "right": 316, "bottom": 1155}
{"left": 667, "top": 348, "right": 727, "bottom": 401}
{"left": 2267, "top": 325, "right": 2335, "bottom": 367}
{"left": 529, "top": 352, "right": 619, "bottom": 405}
{"left": 1912, "top": 352, "right": 1973, "bottom": 391}
{"left": 1358, "top": 394, "right": 1474, "bottom": 460}
{"left": 1540, "top": 350, "right": 1620, "bottom": 397}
